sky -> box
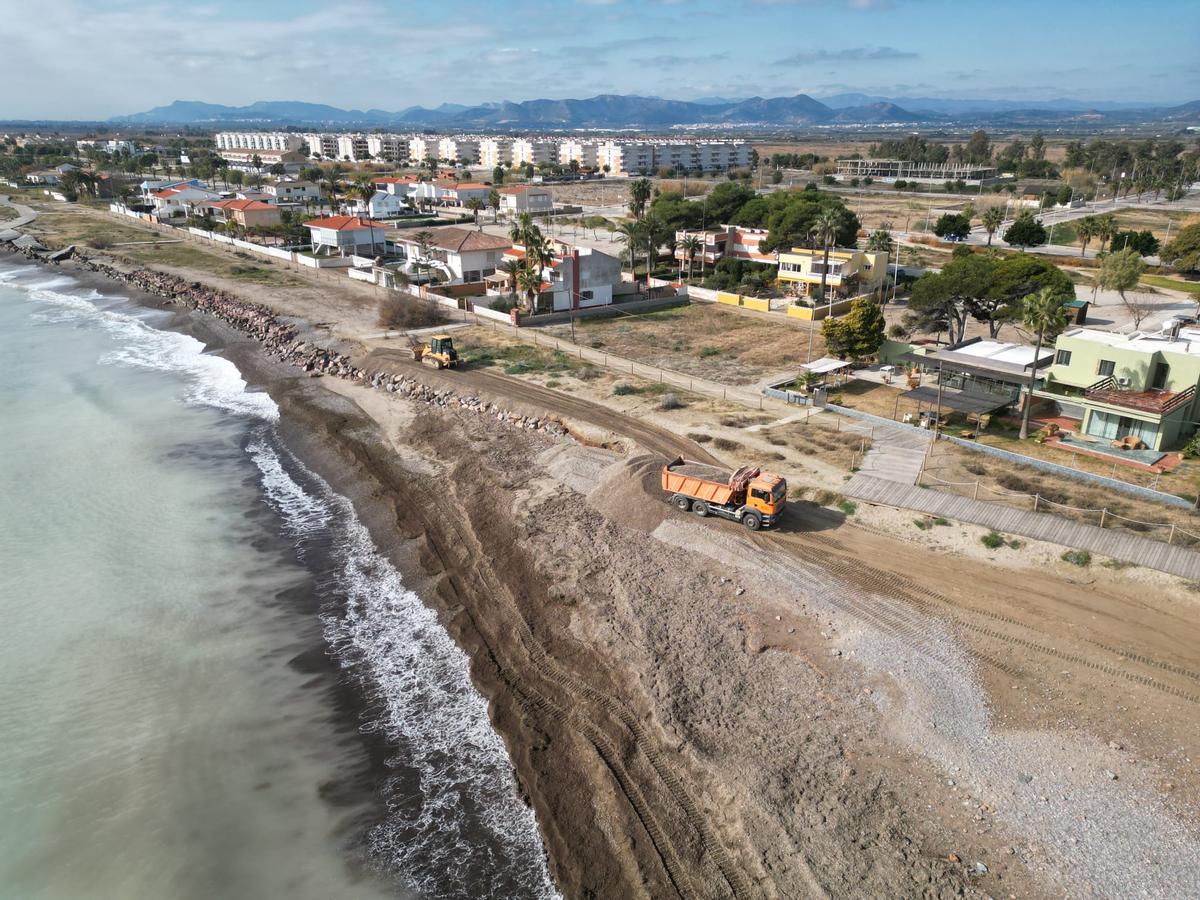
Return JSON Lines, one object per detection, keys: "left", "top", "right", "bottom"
{"left": 3, "top": 0, "right": 1198, "bottom": 119}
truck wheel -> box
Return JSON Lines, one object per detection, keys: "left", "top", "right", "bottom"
{"left": 672, "top": 494, "right": 691, "bottom": 512}
{"left": 742, "top": 512, "right": 762, "bottom": 531}
{"left": 692, "top": 500, "right": 708, "bottom": 517}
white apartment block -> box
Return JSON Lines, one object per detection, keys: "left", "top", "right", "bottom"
{"left": 597, "top": 141, "right": 655, "bottom": 176}
{"left": 336, "top": 134, "right": 371, "bottom": 161}
{"left": 214, "top": 132, "right": 303, "bottom": 153}
{"left": 408, "top": 137, "right": 432, "bottom": 163}
{"left": 558, "top": 139, "right": 596, "bottom": 168}
{"left": 366, "top": 134, "right": 410, "bottom": 162}
{"left": 300, "top": 133, "right": 339, "bottom": 159}
{"left": 595, "top": 139, "right": 751, "bottom": 175}
{"left": 438, "top": 137, "right": 479, "bottom": 164}
{"left": 512, "top": 138, "right": 557, "bottom": 167}
{"left": 479, "top": 138, "right": 512, "bottom": 169}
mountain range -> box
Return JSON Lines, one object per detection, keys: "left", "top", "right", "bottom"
{"left": 109, "top": 93, "right": 1200, "bottom": 129}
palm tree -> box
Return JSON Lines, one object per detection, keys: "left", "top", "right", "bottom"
{"left": 499, "top": 258, "right": 522, "bottom": 306}
{"left": 629, "top": 178, "right": 652, "bottom": 220}
{"left": 643, "top": 216, "right": 670, "bottom": 281}
{"left": 487, "top": 188, "right": 501, "bottom": 223}
{"left": 509, "top": 211, "right": 535, "bottom": 248}
{"left": 350, "top": 175, "right": 375, "bottom": 215}
{"left": 1094, "top": 213, "right": 1117, "bottom": 254}
{"left": 1074, "top": 215, "right": 1098, "bottom": 257}
{"left": 465, "top": 197, "right": 483, "bottom": 227}
{"left": 681, "top": 234, "right": 701, "bottom": 281}
{"left": 811, "top": 207, "right": 843, "bottom": 310}
{"left": 866, "top": 225, "right": 892, "bottom": 252}
{"left": 614, "top": 220, "right": 645, "bottom": 274}
{"left": 1017, "top": 286, "right": 1070, "bottom": 439}
{"left": 516, "top": 263, "right": 542, "bottom": 313}
{"left": 981, "top": 207, "right": 1003, "bottom": 247}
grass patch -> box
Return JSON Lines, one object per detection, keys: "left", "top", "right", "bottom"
{"left": 838, "top": 499, "right": 857, "bottom": 515}
{"left": 1061, "top": 549, "right": 1092, "bottom": 567}
{"left": 980, "top": 531, "right": 1006, "bottom": 549}
{"left": 914, "top": 518, "right": 931, "bottom": 530}
{"left": 545, "top": 379, "right": 561, "bottom": 389}
{"left": 1139, "top": 275, "right": 1200, "bottom": 298}
{"left": 1100, "top": 558, "right": 1135, "bottom": 570}
{"left": 713, "top": 437, "right": 742, "bottom": 452}
{"left": 687, "top": 432, "right": 713, "bottom": 443}
{"left": 613, "top": 383, "right": 638, "bottom": 396}
{"left": 699, "top": 346, "right": 720, "bottom": 357}
{"left": 932, "top": 517, "right": 950, "bottom": 526}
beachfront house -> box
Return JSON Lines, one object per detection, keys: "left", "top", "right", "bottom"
{"left": 206, "top": 199, "right": 282, "bottom": 230}
{"left": 490, "top": 239, "right": 623, "bottom": 312}
{"left": 1037, "top": 324, "right": 1200, "bottom": 451}
{"left": 303, "top": 216, "right": 389, "bottom": 257}
{"left": 392, "top": 226, "right": 511, "bottom": 284}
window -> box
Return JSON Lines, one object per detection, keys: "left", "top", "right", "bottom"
{"left": 1055, "top": 349, "right": 1072, "bottom": 366}
{"left": 750, "top": 488, "right": 771, "bottom": 502}
{"left": 1097, "top": 359, "right": 1116, "bottom": 377}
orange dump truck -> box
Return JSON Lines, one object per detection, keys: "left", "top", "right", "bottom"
{"left": 661, "top": 456, "right": 787, "bottom": 530}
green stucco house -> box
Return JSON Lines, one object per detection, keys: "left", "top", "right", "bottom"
{"left": 1039, "top": 325, "right": 1200, "bottom": 451}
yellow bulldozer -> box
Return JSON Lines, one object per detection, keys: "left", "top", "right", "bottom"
{"left": 410, "top": 334, "right": 460, "bottom": 369}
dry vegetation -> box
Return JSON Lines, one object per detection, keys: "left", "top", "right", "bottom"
{"left": 30, "top": 208, "right": 302, "bottom": 287}
{"left": 924, "top": 440, "right": 1200, "bottom": 548}
{"left": 542, "top": 303, "right": 826, "bottom": 386}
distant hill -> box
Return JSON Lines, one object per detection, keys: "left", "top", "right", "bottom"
{"left": 111, "top": 93, "right": 921, "bottom": 128}
{"left": 109, "top": 93, "right": 1197, "bottom": 129}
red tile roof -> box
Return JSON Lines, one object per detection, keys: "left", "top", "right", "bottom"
{"left": 212, "top": 199, "right": 275, "bottom": 211}
{"left": 303, "top": 215, "right": 388, "bottom": 231}
{"left": 398, "top": 226, "right": 510, "bottom": 253}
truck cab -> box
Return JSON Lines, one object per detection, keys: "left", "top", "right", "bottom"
{"left": 745, "top": 473, "right": 787, "bottom": 526}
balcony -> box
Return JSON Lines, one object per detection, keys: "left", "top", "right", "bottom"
{"left": 1084, "top": 377, "right": 1196, "bottom": 417}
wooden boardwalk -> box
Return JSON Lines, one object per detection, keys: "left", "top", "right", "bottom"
{"left": 844, "top": 474, "right": 1200, "bottom": 581}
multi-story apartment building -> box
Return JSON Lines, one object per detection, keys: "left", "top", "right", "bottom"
{"left": 478, "top": 138, "right": 512, "bottom": 169}
{"left": 438, "top": 137, "right": 479, "bottom": 165}
{"left": 214, "top": 132, "right": 303, "bottom": 153}
{"left": 299, "top": 133, "right": 339, "bottom": 160}
{"left": 408, "top": 137, "right": 432, "bottom": 163}
{"left": 511, "top": 138, "right": 558, "bottom": 167}
{"left": 695, "top": 141, "right": 753, "bottom": 171}
{"left": 558, "top": 139, "right": 597, "bottom": 168}
{"left": 366, "top": 134, "right": 410, "bottom": 163}
{"left": 656, "top": 142, "right": 700, "bottom": 172}
{"left": 335, "top": 134, "right": 371, "bottom": 161}
{"left": 596, "top": 141, "right": 655, "bottom": 176}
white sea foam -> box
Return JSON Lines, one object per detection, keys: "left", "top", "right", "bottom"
{"left": 249, "top": 438, "right": 560, "bottom": 900}
{"left": 18, "top": 277, "right": 278, "bottom": 422}
{"left": 5, "top": 263, "right": 558, "bottom": 897}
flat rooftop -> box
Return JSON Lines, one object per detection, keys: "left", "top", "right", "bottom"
{"left": 1061, "top": 327, "right": 1200, "bottom": 358}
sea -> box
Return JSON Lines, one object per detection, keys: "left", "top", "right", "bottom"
{"left": 0, "top": 259, "right": 558, "bottom": 900}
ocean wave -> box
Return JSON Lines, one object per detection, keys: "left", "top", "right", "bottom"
{"left": 10, "top": 273, "right": 278, "bottom": 422}
{"left": 249, "top": 437, "right": 559, "bottom": 900}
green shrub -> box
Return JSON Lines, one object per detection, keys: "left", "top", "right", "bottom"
{"left": 699, "top": 346, "right": 720, "bottom": 357}
{"left": 545, "top": 379, "right": 561, "bottom": 389}
{"left": 713, "top": 437, "right": 742, "bottom": 451}
{"left": 932, "top": 517, "right": 950, "bottom": 526}
{"left": 838, "top": 499, "right": 857, "bottom": 515}
{"left": 613, "top": 383, "right": 637, "bottom": 396}
{"left": 914, "top": 518, "right": 931, "bottom": 530}
{"left": 1061, "top": 549, "right": 1091, "bottom": 567}
{"left": 980, "top": 531, "right": 1006, "bottom": 549}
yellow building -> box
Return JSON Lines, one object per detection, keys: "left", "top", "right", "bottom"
{"left": 777, "top": 247, "right": 887, "bottom": 303}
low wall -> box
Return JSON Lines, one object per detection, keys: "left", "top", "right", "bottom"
{"left": 519, "top": 294, "right": 687, "bottom": 327}
{"left": 824, "top": 403, "right": 1193, "bottom": 509}
{"left": 295, "top": 255, "right": 353, "bottom": 269}
{"left": 786, "top": 296, "right": 857, "bottom": 321}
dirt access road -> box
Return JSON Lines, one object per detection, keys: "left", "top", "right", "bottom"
{"left": 352, "top": 347, "right": 1200, "bottom": 898}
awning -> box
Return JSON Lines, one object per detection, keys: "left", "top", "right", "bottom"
{"left": 900, "top": 385, "right": 1012, "bottom": 415}
{"left": 802, "top": 357, "right": 854, "bottom": 375}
